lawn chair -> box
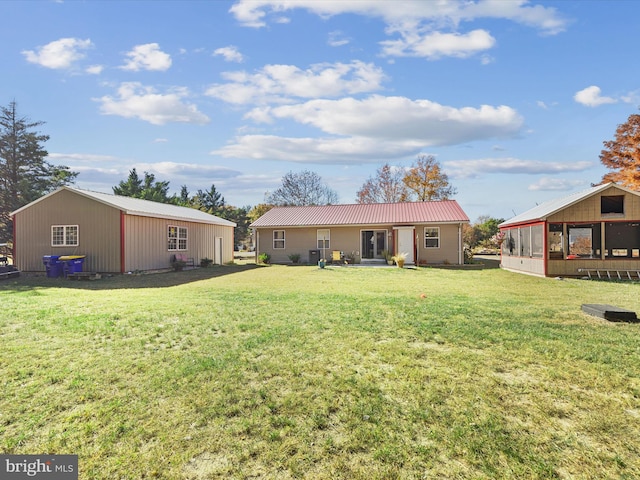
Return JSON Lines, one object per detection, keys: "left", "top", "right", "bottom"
{"left": 331, "top": 250, "right": 343, "bottom": 265}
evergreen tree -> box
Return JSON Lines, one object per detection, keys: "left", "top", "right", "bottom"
{"left": 113, "top": 168, "right": 172, "bottom": 203}
{"left": 194, "top": 184, "right": 226, "bottom": 216}
{"left": 0, "top": 101, "right": 77, "bottom": 243}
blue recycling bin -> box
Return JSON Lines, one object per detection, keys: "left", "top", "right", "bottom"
{"left": 43, "top": 255, "right": 62, "bottom": 278}
{"left": 59, "top": 255, "right": 86, "bottom": 276}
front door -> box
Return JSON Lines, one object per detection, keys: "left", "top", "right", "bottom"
{"left": 396, "top": 227, "right": 415, "bottom": 264}
{"left": 361, "top": 230, "right": 387, "bottom": 259}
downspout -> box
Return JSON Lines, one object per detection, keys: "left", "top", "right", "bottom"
{"left": 120, "top": 211, "right": 126, "bottom": 273}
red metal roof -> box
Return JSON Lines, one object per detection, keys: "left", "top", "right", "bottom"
{"left": 250, "top": 201, "right": 469, "bottom": 228}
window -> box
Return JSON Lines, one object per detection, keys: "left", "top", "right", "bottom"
{"left": 568, "top": 223, "right": 601, "bottom": 258}
{"left": 601, "top": 195, "right": 624, "bottom": 215}
{"left": 531, "top": 225, "right": 543, "bottom": 258}
{"left": 604, "top": 222, "right": 640, "bottom": 258}
{"left": 317, "top": 229, "right": 330, "bottom": 249}
{"left": 273, "top": 230, "right": 285, "bottom": 249}
{"left": 424, "top": 227, "right": 440, "bottom": 248}
{"left": 52, "top": 225, "right": 78, "bottom": 246}
{"left": 168, "top": 225, "right": 187, "bottom": 251}
{"left": 548, "top": 224, "right": 563, "bottom": 259}
{"left": 520, "top": 227, "right": 531, "bottom": 257}
{"left": 502, "top": 229, "right": 515, "bottom": 256}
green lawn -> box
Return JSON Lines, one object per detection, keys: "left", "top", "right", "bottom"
{"left": 1, "top": 264, "right": 639, "bottom": 479}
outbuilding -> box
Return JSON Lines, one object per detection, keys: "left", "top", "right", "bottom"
{"left": 499, "top": 182, "right": 640, "bottom": 278}
{"left": 11, "top": 187, "right": 236, "bottom": 273}
{"left": 250, "top": 201, "right": 469, "bottom": 265}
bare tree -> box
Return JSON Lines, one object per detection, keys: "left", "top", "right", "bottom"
{"left": 266, "top": 170, "right": 338, "bottom": 206}
{"left": 356, "top": 163, "right": 408, "bottom": 203}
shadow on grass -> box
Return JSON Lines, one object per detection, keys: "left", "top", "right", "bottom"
{"left": 473, "top": 255, "right": 501, "bottom": 269}
{"left": 0, "top": 263, "right": 262, "bottom": 291}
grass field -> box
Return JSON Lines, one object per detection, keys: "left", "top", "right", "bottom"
{"left": 1, "top": 263, "right": 639, "bottom": 479}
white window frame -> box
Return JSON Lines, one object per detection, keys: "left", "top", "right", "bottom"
{"left": 317, "top": 229, "right": 330, "bottom": 249}
{"left": 168, "top": 225, "right": 188, "bottom": 251}
{"left": 51, "top": 225, "right": 79, "bottom": 247}
{"left": 424, "top": 227, "right": 440, "bottom": 249}
{"left": 273, "top": 230, "right": 285, "bottom": 249}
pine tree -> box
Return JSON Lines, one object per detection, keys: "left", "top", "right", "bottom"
{"left": 0, "top": 101, "right": 77, "bottom": 242}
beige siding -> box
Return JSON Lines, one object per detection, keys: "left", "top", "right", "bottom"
{"left": 416, "top": 223, "right": 463, "bottom": 265}
{"left": 501, "top": 187, "right": 640, "bottom": 277}
{"left": 14, "top": 189, "right": 235, "bottom": 273}
{"left": 124, "top": 215, "right": 234, "bottom": 271}
{"left": 501, "top": 256, "right": 546, "bottom": 276}
{"left": 548, "top": 186, "right": 640, "bottom": 223}
{"left": 256, "top": 223, "right": 464, "bottom": 265}
{"left": 14, "top": 189, "right": 121, "bottom": 272}
{"left": 547, "top": 188, "right": 640, "bottom": 276}
{"left": 257, "top": 226, "right": 366, "bottom": 264}
{"left": 547, "top": 258, "right": 640, "bottom": 277}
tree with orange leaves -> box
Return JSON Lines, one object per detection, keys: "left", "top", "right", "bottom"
{"left": 403, "top": 154, "right": 457, "bottom": 201}
{"left": 599, "top": 112, "right": 640, "bottom": 190}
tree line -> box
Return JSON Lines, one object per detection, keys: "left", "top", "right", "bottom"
{"left": 2, "top": 100, "right": 640, "bottom": 250}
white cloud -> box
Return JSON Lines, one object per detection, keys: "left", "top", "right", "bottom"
{"left": 120, "top": 43, "right": 172, "bottom": 71}
{"left": 86, "top": 65, "right": 104, "bottom": 75}
{"left": 212, "top": 96, "right": 523, "bottom": 163}
{"left": 444, "top": 158, "right": 593, "bottom": 178}
{"left": 229, "top": 1, "right": 566, "bottom": 62}
{"left": 230, "top": 0, "right": 567, "bottom": 34}
{"left": 250, "top": 95, "right": 523, "bottom": 145}
{"left": 22, "top": 37, "right": 93, "bottom": 69}
{"left": 528, "top": 177, "right": 587, "bottom": 191}
{"left": 47, "top": 152, "right": 121, "bottom": 163}
{"left": 205, "top": 61, "right": 386, "bottom": 104}
{"left": 136, "top": 161, "right": 241, "bottom": 179}
{"left": 574, "top": 86, "right": 617, "bottom": 107}
{"left": 328, "top": 30, "right": 350, "bottom": 47}
{"left": 380, "top": 29, "right": 496, "bottom": 59}
{"left": 212, "top": 135, "right": 422, "bottom": 164}
{"left": 95, "top": 82, "right": 210, "bottom": 125}
{"left": 213, "top": 45, "right": 244, "bottom": 63}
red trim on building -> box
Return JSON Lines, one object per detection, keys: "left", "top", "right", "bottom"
{"left": 120, "top": 211, "right": 125, "bottom": 273}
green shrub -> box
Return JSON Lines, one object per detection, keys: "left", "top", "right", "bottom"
{"left": 200, "top": 257, "right": 213, "bottom": 268}
{"left": 288, "top": 253, "right": 301, "bottom": 263}
{"left": 258, "top": 252, "right": 271, "bottom": 264}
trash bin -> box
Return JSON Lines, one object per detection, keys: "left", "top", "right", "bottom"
{"left": 309, "top": 249, "right": 320, "bottom": 265}
{"left": 59, "top": 255, "right": 86, "bottom": 276}
{"left": 43, "top": 255, "right": 62, "bottom": 278}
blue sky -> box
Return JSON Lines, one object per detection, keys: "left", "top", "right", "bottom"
{"left": 2, "top": 1, "right": 639, "bottom": 222}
